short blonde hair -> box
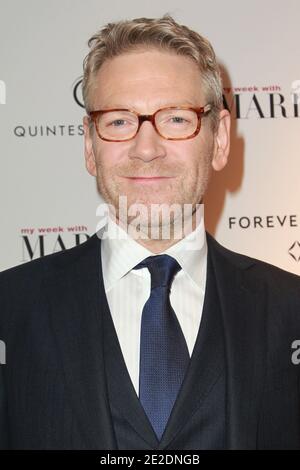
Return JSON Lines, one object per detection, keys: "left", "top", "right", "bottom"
{"left": 82, "top": 14, "right": 223, "bottom": 132}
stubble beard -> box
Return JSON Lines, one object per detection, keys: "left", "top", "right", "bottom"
{"left": 94, "top": 149, "right": 212, "bottom": 241}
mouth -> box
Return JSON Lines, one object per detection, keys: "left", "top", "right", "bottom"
{"left": 123, "top": 176, "right": 174, "bottom": 184}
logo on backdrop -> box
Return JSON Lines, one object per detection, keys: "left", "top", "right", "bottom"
{"left": 222, "top": 82, "right": 299, "bottom": 119}
{"left": 73, "top": 78, "right": 84, "bottom": 108}
{"left": 228, "top": 214, "right": 298, "bottom": 230}
{"left": 20, "top": 225, "right": 90, "bottom": 261}
{"left": 12, "top": 78, "right": 84, "bottom": 138}
{"left": 288, "top": 242, "right": 300, "bottom": 262}
{"left": 228, "top": 214, "right": 300, "bottom": 263}
{"left": 13, "top": 124, "right": 84, "bottom": 138}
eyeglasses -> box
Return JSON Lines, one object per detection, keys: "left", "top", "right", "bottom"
{"left": 88, "top": 104, "right": 212, "bottom": 142}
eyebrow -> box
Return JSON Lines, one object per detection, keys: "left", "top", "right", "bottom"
{"left": 100, "top": 100, "right": 198, "bottom": 110}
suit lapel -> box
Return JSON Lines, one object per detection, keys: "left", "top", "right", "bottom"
{"left": 44, "top": 233, "right": 116, "bottom": 449}
{"left": 207, "top": 233, "right": 267, "bottom": 449}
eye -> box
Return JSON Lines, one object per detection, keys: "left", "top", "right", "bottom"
{"left": 170, "top": 116, "right": 188, "bottom": 124}
{"left": 109, "top": 119, "right": 126, "bottom": 127}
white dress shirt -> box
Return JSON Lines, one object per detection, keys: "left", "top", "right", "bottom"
{"left": 100, "top": 207, "right": 207, "bottom": 396}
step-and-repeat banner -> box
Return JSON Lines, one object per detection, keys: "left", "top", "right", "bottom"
{"left": 1, "top": 0, "right": 299, "bottom": 275}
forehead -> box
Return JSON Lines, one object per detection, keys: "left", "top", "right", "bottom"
{"left": 91, "top": 49, "right": 204, "bottom": 110}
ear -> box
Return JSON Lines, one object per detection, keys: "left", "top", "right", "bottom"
{"left": 83, "top": 115, "right": 97, "bottom": 177}
{"left": 211, "top": 109, "right": 231, "bottom": 171}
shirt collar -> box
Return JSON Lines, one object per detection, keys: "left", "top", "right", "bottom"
{"left": 101, "top": 205, "right": 207, "bottom": 292}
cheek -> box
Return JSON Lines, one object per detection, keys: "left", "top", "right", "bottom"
{"left": 179, "top": 142, "right": 213, "bottom": 188}
{"left": 93, "top": 144, "right": 120, "bottom": 174}
{"left": 174, "top": 141, "right": 202, "bottom": 173}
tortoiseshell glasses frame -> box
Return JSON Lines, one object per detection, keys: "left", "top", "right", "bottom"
{"left": 88, "top": 104, "right": 212, "bottom": 142}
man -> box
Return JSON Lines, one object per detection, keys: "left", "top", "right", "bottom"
{"left": 0, "top": 14, "right": 300, "bottom": 450}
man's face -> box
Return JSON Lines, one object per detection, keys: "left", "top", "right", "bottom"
{"left": 83, "top": 49, "right": 230, "bottom": 230}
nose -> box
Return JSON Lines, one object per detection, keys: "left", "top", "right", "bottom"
{"left": 128, "top": 120, "right": 166, "bottom": 162}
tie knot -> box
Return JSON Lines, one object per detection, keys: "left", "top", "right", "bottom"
{"left": 133, "top": 254, "right": 181, "bottom": 290}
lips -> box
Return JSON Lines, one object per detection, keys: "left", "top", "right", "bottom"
{"left": 124, "top": 176, "right": 174, "bottom": 184}
{"left": 125, "top": 176, "right": 173, "bottom": 180}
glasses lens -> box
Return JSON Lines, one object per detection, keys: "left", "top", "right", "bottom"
{"left": 156, "top": 108, "right": 198, "bottom": 139}
{"left": 97, "top": 111, "right": 138, "bottom": 140}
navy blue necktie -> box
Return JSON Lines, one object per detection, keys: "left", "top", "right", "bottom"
{"left": 133, "top": 254, "right": 190, "bottom": 440}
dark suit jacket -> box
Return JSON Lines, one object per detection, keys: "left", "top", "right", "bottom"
{"left": 0, "top": 232, "right": 299, "bottom": 449}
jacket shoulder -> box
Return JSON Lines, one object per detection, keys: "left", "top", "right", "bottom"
{"left": 206, "top": 232, "right": 300, "bottom": 289}
{"left": 0, "top": 234, "right": 99, "bottom": 302}
{"left": 0, "top": 234, "right": 100, "bottom": 334}
{"left": 0, "top": 233, "right": 99, "bottom": 285}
